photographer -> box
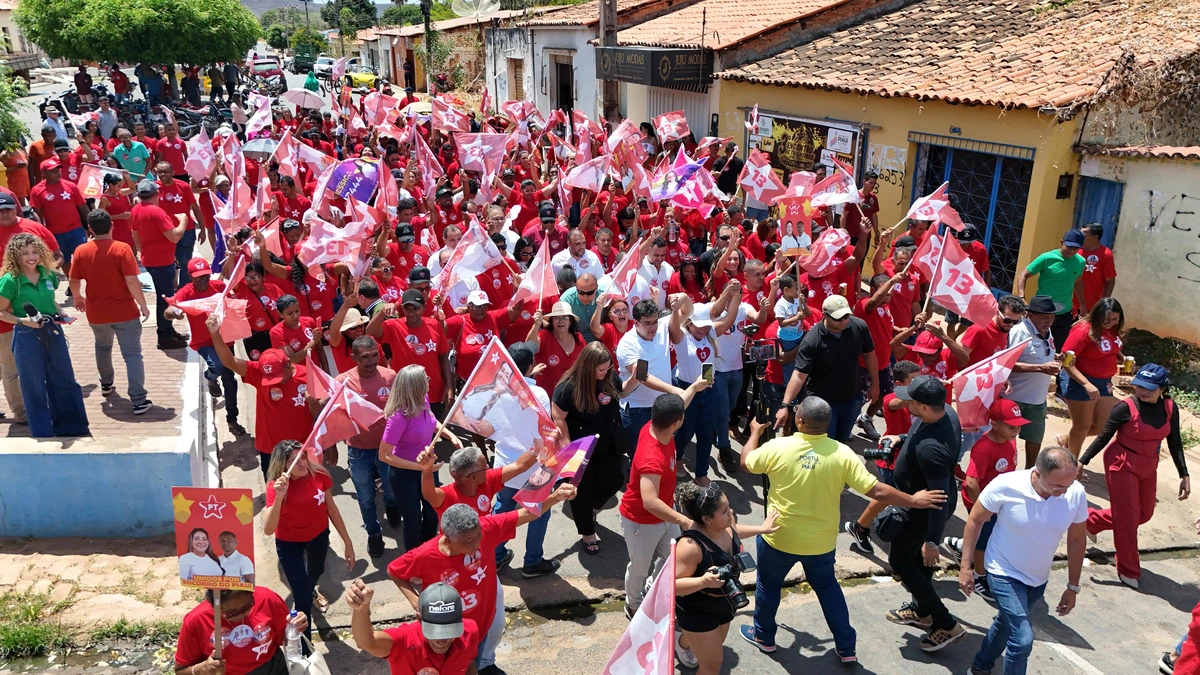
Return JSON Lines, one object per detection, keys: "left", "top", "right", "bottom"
{"left": 673, "top": 483, "right": 780, "bottom": 673}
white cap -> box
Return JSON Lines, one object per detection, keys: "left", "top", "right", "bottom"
{"left": 689, "top": 304, "right": 714, "bottom": 328}
{"left": 467, "top": 290, "right": 490, "bottom": 306}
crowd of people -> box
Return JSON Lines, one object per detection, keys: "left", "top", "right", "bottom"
{"left": 3, "top": 67, "right": 1198, "bottom": 675}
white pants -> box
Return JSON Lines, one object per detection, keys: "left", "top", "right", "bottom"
{"left": 476, "top": 578, "right": 506, "bottom": 668}
{"left": 620, "top": 515, "right": 680, "bottom": 611}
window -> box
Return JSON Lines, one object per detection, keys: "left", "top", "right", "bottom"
{"left": 509, "top": 58, "right": 524, "bottom": 101}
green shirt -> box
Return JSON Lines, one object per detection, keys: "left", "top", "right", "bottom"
{"left": 111, "top": 141, "right": 151, "bottom": 177}
{"left": 560, "top": 287, "right": 598, "bottom": 342}
{"left": 0, "top": 267, "right": 59, "bottom": 318}
{"left": 744, "top": 432, "right": 878, "bottom": 555}
{"left": 1026, "top": 249, "right": 1084, "bottom": 312}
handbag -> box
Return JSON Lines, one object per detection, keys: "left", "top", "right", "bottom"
{"left": 872, "top": 504, "right": 909, "bottom": 543}
{"left": 287, "top": 635, "right": 331, "bottom": 675}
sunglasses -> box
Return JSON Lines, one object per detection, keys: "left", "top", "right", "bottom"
{"left": 682, "top": 255, "right": 699, "bottom": 264}
{"left": 1000, "top": 316, "right": 1023, "bottom": 325}
{"left": 378, "top": 266, "right": 394, "bottom": 273}
{"left": 577, "top": 288, "right": 596, "bottom": 296}
{"left": 719, "top": 235, "right": 731, "bottom": 241}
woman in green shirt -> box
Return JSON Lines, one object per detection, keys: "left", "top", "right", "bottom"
{"left": 0, "top": 233, "right": 89, "bottom": 437}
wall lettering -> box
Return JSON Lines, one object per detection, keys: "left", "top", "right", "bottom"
{"left": 867, "top": 143, "right": 908, "bottom": 205}
{"left": 1134, "top": 191, "right": 1200, "bottom": 284}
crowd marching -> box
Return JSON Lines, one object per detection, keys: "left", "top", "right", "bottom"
{"left": 1, "top": 62, "right": 1197, "bottom": 675}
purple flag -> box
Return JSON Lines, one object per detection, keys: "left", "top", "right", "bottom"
{"left": 329, "top": 158, "right": 380, "bottom": 203}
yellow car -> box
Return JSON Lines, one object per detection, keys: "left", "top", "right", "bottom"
{"left": 343, "top": 64, "right": 380, "bottom": 89}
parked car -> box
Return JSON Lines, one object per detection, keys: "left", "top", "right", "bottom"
{"left": 251, "top": 59, "right": 284, "bottom": 79}
{"left": 343, "top": 63, "right": 379, "bottom": 88}
{"left": 313, "top": 55, "right": 334, "bottom": 77}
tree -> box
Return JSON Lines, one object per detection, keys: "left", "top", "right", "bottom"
{"left": 265, "top": 24, "right": 289, "bottom": 50}
{"left": 430, "top": 2, "right": 457, "bottom": 21}
{"left": 319, "top": 0, "right": 376, "bottom": 32}
{"left": 262, "top": 7, "right": 326, "bottom": 31}
{"left": 380, "top": 3, "right": 421, "bottom": 25}
{"left": 290, "top": 27, "right": 328, "bottom": 56}
{"left": 0, "top": 61, "right": 28, "bottom": 152}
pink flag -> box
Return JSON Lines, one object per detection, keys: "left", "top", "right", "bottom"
{"left": 309, "top": 162, "right": 338, "bottom": 219}
{"left": 249, "top": 170, "right": 270, "bottom": 222}
{"left": 652, "top": 110, "right": 690, "bottom": 142}
{"left": 548, "top": 133, "right": 577, "bottom": 165}
{"left": 244, "top": 102, "right": 273, "bottom": 137}
{"left": 298, "top": 217, "right": 370, "bottom": 268}
{"left": 480, "top": 86, "right": 492, "bottom": 114}
{"left": 809, "top": 158, "right": 861, "bottom": 208}
{"left": 306, "top": 350, "right": 335, "bottom": 400}
{"left": 295, "top": 142, "right": 336, "bottom": 174}
{"left": 602, "top": 244, "right": 644, "bottom": 301}
{"left": 272, "top": 129, "right": 301, "bottom": 180}
{"left": 626, "top": 161, "right": 653, "bottom": 200}
{"left": 602, "top": 543, "right": 675, "bottom": 674}
{"left": 456, "top": 133, "right": 507, "bottom": 175}
{"left": 514, "top": 435, "right": 597, "bottom": 514}
{"left": 434, "top": 216, "right": 504, "bottom": 293}
{"left": 745, "top": 104, "right": 759, "bottom": 134}
{"left": 166, "top": 289, "right": 251, "bottom": 344}
{"left": 576, "top": 123, "right": 593, "bottom": 163}
{"left": 928, "top": 234, "right": 998, "bottom": 326}
{"left": 910, "top": 232, "right": 944, "bottom": 281}
{"left": 737, "top": 149, "right": 785, "bottom": 204}
{"left": 362, "top": 91, "right": 398, "bottom": 127}
{"left": 330, "top": 57, "right": 348, "bottom": 82}
{"left": 563, "top": 155, "right": 611, "bottom": 192}
{"left": 414, "top": 133, "right": 445, "bottom": 195}
{"left": 215, "top": 175, "right": 253, "bottom": 233}
{"left": 695, "top": 136, "right": 731, "bottom": 153}
{"left": 509, "top": 236, "right": 558, "bottom": 308}
{"left": 68, "top": 110, "right": 98, "bottom": 130}
{"left": 798, "top": 226, "right": 852, "bottom": 276}
{"left": 376, "top": 163, "right": 400, "bottom": 218}
{"left": 301, "top": 377, "right": 384, "bottom": 460}
{"left": 951, "top": 341, "right": 1030, "bottom": 429}
{"left": 606, "top": 119, "right": 643, "bottom": 154}
{"left": 185, "top": 127, "right": 217, "bottom": 182}
{"left": 907, "top": 181, "right": 965, "bottom": 231}
{"left": 431, "top": 98, "right": 471, "bottom": 133}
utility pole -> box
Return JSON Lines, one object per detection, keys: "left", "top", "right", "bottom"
{"left": 598, "top": 0, "right": 618, "bottom": 122}
{"left": 420, "top": 0, "right": 433, "bottom": 93}
{"left": 300, "top": 0, "right": 311, "bottom": 27}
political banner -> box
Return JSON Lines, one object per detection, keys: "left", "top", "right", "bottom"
{"left": 514, "top": 435, "right": 597, "bottom": 515}
{"left": 328, "top": 158, "right": 381, "bottom": 203}
{"left": 77, "top": 163, "right": 122, "bottom": 199}
{"left": 172, "top": 487, "right": 256, "bottom": 590}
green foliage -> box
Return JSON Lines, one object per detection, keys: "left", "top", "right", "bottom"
{"left": 265, "top": 24, "right": 289, "bottom": 50}
{"left": 0, "top": 61, "right": 29, "bottom": 153}
{"left": 319, "top": 0, "right": 377, "bottom": 31}
{"left": 15, "top": 0, "right": 260, "bottom": 64}
{"left": 88, "top": 618, "right": 180, "bottom": 645}
{"left": 1123, "top": 328, "right": 1200, "bottom": 415}
{"left": 290, "top": 27, "right": 328, "bottom": 56}
{"left": 261, "top": 7, "right": 326, "bottom": 31}
{"left": 0, "top": 592, "right": 73, "bottom": 659}
{"left": 415, "top": 28, "right": 466, "bottom": 86}
{"left": 381, "top": 3, "right": 422, "bottom": 25}
{"left": 430, "top": 2, "right": 457, "bottom": 21}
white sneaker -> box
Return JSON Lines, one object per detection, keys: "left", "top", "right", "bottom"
{"left": 1119, "top": 573, "right": 1139, "bottom": 590}
{"left": 857, "top": 414, "right": 881, "bottom": 441}
{"left": 674, "top": 631, "right": 698, "bottom": 668}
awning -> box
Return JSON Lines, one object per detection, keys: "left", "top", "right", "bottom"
{"left": 596, "top": 46, "right": 712, "bottom": 92}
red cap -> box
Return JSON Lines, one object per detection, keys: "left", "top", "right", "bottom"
{"left": 186, "top": 258, "right": 211, "bottom": 276}
{"left": 989, "top": 398, "right": 1030, "bottom": 426}
{"left": 910, "top": 330, "right": 943, "bottom": 355}
{"left": 39, "top": 158, "right": 60, "bottom": 172}
{"left": 257, "top": 349, "right": 288, "bottom": 386}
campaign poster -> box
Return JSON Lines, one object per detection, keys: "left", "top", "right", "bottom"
{"left": 514, "top": 435, "right": 597, "bottom": 514}
{"left": 173, "top": 487, "right": 256, "bottom": 590}
{"left": 777, "top": 196, "right": 814, "bottom": 258}
{"left": 78, "top": 163, "right": 123, "bottom": 199}
{"left": 329, "top": 158, "right": 380, "bottom": 203}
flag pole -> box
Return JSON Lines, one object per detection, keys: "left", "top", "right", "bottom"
{"left": 212, "top": 592, "right": 222, "bottom": 660}
{"left": 921, "top": 234, "right": 948, "bottom": 315}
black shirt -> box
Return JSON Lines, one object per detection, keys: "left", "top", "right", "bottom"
{"left": 552, "top": 375, "right": 621, "bottom": 442}
{"left": 794, "top": 317, "right": 875, "bottom": 403}
{"left": 1081, "top": 397, "right": 1187, "bottom": 477}
{"left": 893, "top": 407, "right": 962, "bottom": 544}
{"left": 713, "top": 155, "right": 745, "bottom": 195}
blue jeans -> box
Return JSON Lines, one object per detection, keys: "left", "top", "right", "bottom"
{"left": 712, "top": 368, "right": 744, "bottom": 450}
{"left": 146, "top": 264, "right": 176, "bottom": 338}
{"left": 275, "top": 528, "right": 329, "bottom": 640}
{"left": 347, "top": 446, "right": 395, "bottom": 537}
{"left": 494, "top": 485, "right": 550, "bottom": 568}
{"left": 827, "top": 395, "right": 864, "bottom": 443}
{"left": 54, "top": 227, "right": 87, "bottom": 268}
{"left": 621, "top": 405, "right": 653, "bottom": 457}
{"left": 753, "top": 538, "right": 855, "bottom": 654}
{"left": 195, "top": 345, "right": 239, "bottom": 423}
{"left": 175, "top": 229, "right": 197, "bottom": 287}
{"left": 388, "top": 466, "right": 437, "bottom": 551}
{"left": 674, "top": 379, "right": 716, "bottom": 477}
{"left": 13, "top": 323, "right": 89, "bottom": 438}
{"left": 745, "top": 206, "right": 769, "bottom": 221}
{"left": 972, "top": 574, "right": 1046, "bottom": 675}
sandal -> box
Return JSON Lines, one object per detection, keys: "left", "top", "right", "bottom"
{"left": 582, "top": 539, "right": 601, "bottom": 555}
{"left": 313, "top": 589, "right": 329, "bottom": 612}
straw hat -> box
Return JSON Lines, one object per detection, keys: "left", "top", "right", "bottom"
{"left": 544, "top": 301, "right": 577, "bottom": 319}
{"left": 340, "top": 307, "right": 369, "bottom": 331}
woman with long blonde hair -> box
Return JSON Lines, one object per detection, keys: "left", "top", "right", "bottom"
{"left": 0, "top": 233, "right": 88, "bottom": 437}
{"left": 263, "top": 439, "right": 354, "bottom": 632}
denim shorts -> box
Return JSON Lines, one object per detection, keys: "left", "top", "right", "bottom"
{"left": 54, "top": 226, "right": 88, "bottom": 265}
{"left": 1060, "top": 372, "right": 1113, "bottom": 401}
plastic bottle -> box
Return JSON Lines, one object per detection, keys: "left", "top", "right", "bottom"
{"left": 284, "top": 609, "right": 302, "bottom": 661}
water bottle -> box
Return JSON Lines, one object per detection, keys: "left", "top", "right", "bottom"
{"left": 284, "top": 609, "right": 302, "bottom": 661}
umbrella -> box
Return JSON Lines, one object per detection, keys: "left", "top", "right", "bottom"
{"left": 401, "top": 101, "right": 432, "bottom": 114}
{"left": 281, "top": 89, "right": 325, "bottom": 110}
{"left": 242, "top": 138, "right": 279, "bottom": 160}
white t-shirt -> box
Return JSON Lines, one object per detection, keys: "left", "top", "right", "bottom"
{"left": 598, "top": 273, "right": 651, "bottom": 308}
{"left": 178, "top": 552, "right": 225, "bottom": 580}
{"left": 979, "top": 469, "right": 1088, "bottom": 586}
{"left": 218, "top": 551, "right": 255, "bottom": 580}
{"left": 493, "top": 376, "right": 553, "bottom": 488}
{"left": 616, "top": 315, "right": 674, "bottom": 408}
{"left": 638, "top": 260, "right": 673, "bottom": 310}
{"left": 673, "top": 326, "right": 716, "bottom": 384}
{"left": 551, "top": 248, "right": 603, "bottom": 279}
{"left": 774, "top": 296, "right": 803, "bottom": 341}
{"left": 713, "top": 303, "right": 752, "bottom": 373}
{"left": 1006, "top": 319, "right": 1056, "bottom": 405}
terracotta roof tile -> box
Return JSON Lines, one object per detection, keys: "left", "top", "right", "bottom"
{"left": 1081, "top": 144, "right": 1200, "bottom": 160}
{"left": 613, "top": 0, "right": 848, "bottom": 50}
{"left": 524, "top": 0, "right": 661, "bottom": 27}
{"left": 719, "top": 0, "right": 1200, "bottom": 109}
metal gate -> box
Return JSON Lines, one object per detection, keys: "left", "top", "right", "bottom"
{"left": 647, "top": 88, "right": 709, "bottom": 140}
{"left": 910, "top": 133, "right": 1035, "bottom": 294}
{"left": 1072, "top": 176, "right": 1123, "bottom": 248}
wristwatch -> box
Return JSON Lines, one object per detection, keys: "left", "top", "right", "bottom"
{"left": 1065, "top": 583, "right": 1081, "bottom": 593}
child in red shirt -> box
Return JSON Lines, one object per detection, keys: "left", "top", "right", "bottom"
{"left": 269, "top": 294, "right": 320, "bottom": 363}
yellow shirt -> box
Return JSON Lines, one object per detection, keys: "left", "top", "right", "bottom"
{"left": 745, "top": 432, "right": 878, "bottom": 555}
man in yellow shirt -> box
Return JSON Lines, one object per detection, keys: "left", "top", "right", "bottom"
{"left": 738, "top": 396, "right": 946, "bottom": 662}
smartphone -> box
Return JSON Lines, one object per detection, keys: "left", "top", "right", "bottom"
{"left": 635, "top": 359, "right": 649, "bottom": 382}
{"left": 702, "top": 362, "right": 714, "bottom": 384}
{"left": 59, "top": 315, "right": 77, "bottom": 325}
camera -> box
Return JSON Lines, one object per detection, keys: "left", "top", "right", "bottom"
{"left": 711, "top": 552, "right": 756, "bottom": 610}
{"left": 745, "top": 339, "right": 776, "bottom": 364}
{"left": 863, "top": 438, "right": 895, "bottom": 462}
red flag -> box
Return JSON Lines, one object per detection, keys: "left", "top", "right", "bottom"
{"left": 745, "top": 104, "right": 760, "bottom": 134}
{"left": 376, "top": 162, "right": 400, "bottom": 219}
{"left": 809, "top": 158, "right": 861, "bottom": 208}
{"left": 363, "top": 91, "right": 398, "bottom": 127}
{"left": 509, "top": 236, "right": 558, "bottom": 308}
{"left": 544, "top": 108, "right": 567, "bottom": 131}
{"left": 165, "top": 289, "right": 251, "bottom": 344}
{"left": 547, "top": 133, "right": 577, "bottom": 165}
{"left": 951, "top": 340, "right": 1030, "bottom": 429}
{"left": 737, "top": 149, "right": 785, "bottom": 204}
{"left": 456, "top": 133, "right": 507, "bottom": 175}
{"left": 563, "top": 155, "right": 610, "bottom": 192}
{"left": 431, "top": 98, "right": 471, "bottom": 133}
{"left": 928, "top": 234, "right": 998, "bottom": 326}
{"left": 626, "top": 161, "right": 653, "bottom": 200}
{"left": 602, "top": 543, "right": 675, "bottom": 674}
{"left": 907, "top": 181, "right": 965, "bottom": 231}
{"left": 798, "top": 226, "right": 852, "bottom": 277}
{"left": 306, "top": 350, "right": 335, "bottom": 400}
{"left": 414, "top": 133, "right": 445, "bottom": 195}
{"left": 433, "top": 216, "right": 504, "bottom": 293}
{"left": 602, "top": 243, "right": 644, "bottom": 302}
{"left": 652, "top": 110, "right": 690, "bottom": 143}
{"left": 272, "top": 129, "right": 301, "bottom": 181}
{"left": 301, "top": 378, "right": 384, "bottom": 460}
{"left": 910, "top": 232, "right": 944, "bottom": 281}
{"left": 480, "top": 86, "right": 492, "bottom": 115}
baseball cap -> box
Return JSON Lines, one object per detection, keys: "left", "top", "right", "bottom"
{"left": 257, "top": 349, "right": 288, "bottom": 386}
{"left": 689, "top": 304, "right": 713, "bottom": 328}
{"left": 894, "top": 375, "right": 946, "bottom": 405}
{"left": 1131, "top": 363, "right": 1169, "bottom": 390}
{"left": 0, "top": 193, "right": 17, "bottom": 210}
{"left": 1026, "top": 295, "right": 1063, "bottom": 315}
{"left": 53, "top": 139, "right": 70, "bottom": 150}
{"left": 989, "top": 398, "right": 1030, "bottom": 426}
{"left": 957, "top": 223, "right": 980, "bottom": 241}
{"left": 401, "top": 288, "right": 426, "bottom": 307}
{"left": 409, "top": 265, "right": 432, "bottom": 285}
{"left": 822, "top": 294, "right": 852, "bottom": 320}
{"left": 136, "top": 180, "right": 158, "bottom": 197}
{"left": 1063, "top": 229, "right": 1085, "bottom": 248}
{"left": 538, "top": 203, "right": 557, "bottom": 223}
{"left": 186, "top": 258, "right": 211, "bottom": 277}
{"left": 39, "top": 158, "right": 60, "bottom": 172}
{"left": 894, "top": 235, "right": 917, "bottom": 249}
{"left": 910, "top": 330, "right": 944, "bottom": 355}
{"left": 466, "top": 290, "right": 490, "bottom": 307}
{"left": 435, "top": 187, "right": 453, "bottom": 199}
{"left": 420, "top": 582, "right": 465, "bottom": 640}
{"left": 396, "top": 223, "right": 416, "bottom": 243}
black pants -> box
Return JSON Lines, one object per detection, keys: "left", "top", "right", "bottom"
{"left": 243, "top": 331, "right": 272, "bottom": 361}
{"left": 1051, "top": 311, "right": 1074, "bottom": 355}
{"left": 887, "top": 515, "right": 956, "bottom": 631}
{"left": 569, "top": 433, "right": 625, "bottom": 536}
{"left": 276, "top": 529, "right": 329, "bottom": 640}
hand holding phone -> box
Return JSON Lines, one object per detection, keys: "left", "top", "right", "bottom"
{"left": 702, "top": 362, "right": 714, "bottom": 384}
{"left": 635, "top": 359, "right": 649, "bottom": 382}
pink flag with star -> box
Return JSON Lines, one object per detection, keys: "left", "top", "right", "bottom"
{"left": 272, "top": 129, "right": 301, "bottom": 181}
{"left": 910, "top": 232, "right": 943, "bottom": 281}
{"left": 907, "top": 181, "right": 965, "bottom": 231}
{"left": 455, "top": 133, "right": 507, "bottom": 175}
{"left": 798, "top": 226, "right": 852, "bottom": 277}
{"left": 301, "top": 377, "right": 385, "bottom": 462}
{"left": 509, "top": 236, "right": 558, "bottom": 308}
{"left": 928, "top": 233, "right": 997, "bottom": 326}
{"left": 431, "top": 98, "right": 471, "bottom": 133}
{"left": 737, "top": 149, "right": 785, "bottom": 204}
{"left": 602, "top": 543, "right": 675, "bottom": 674}
{"left": 184, "top": 127, "right": 217, "bottom": 182}
{"left": 601, "top": 242, "right": 644, "bottom": 302}
{"left": 563, "top": 154, "right": 611, "bottom": 192}
{"left": 950, "top": 340, "right": 1030, "bottom": 428}
{"left": 652, "top": 110, "right": 689, "bottom": 143}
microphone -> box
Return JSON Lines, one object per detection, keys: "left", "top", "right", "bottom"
{"left": 22, "top": 302, "right": 44, "bottom": 325}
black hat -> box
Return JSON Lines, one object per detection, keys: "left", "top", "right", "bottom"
{"left": 894, "top": 235, "right": 917, "bottom": 249}
{"left": 957, "top": 223, "right": 980, "bottom": 241}
{"left": 500, "top": 168, "right": 515, "bottom": 177}
{"left": 419, "top": 582, "right": 464, "bottom": 640}
{"left": 53, "top": 138, "right": 70, "bottom": 150}
{"left": 1026, "top": 295, "right": 1063, "bottom": 314}
{"left": 390, "top": 168, "right": 403, "bottom": 180}
{"left": 409, "top": 265, "right": 431, "bottom": 284}
{"left": 508, "top": 343, "right": 534, "bottom": 374}
{"left": 401, "top": 288, "right": 426, "bottom": 306}
{"left": 894, "top": 375, "right": 946, "bottom": 406}
{"left": 435, "top": 187, "right": 453, "bottom": 199}
{"left": 0, "top": 193, "right": 17, "bottom": 210}
{"left": 396, "top": 223, "right": 415, "bottom": 243}
{"left": 538, "top": 202, "right": 557, "bottom": 223}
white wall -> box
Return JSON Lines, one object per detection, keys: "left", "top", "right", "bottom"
{"left": 528, "top": 27, "right": 598, "bottom": 118}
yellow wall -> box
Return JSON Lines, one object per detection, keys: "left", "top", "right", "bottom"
{"left": 716, "top": 81, "right": 1082, "bottom": 294}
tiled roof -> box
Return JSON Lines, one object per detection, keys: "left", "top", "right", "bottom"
{"left": 1080, "top": 144, "right": 1200, "bottom": 160}
{"left": 613, "top": 0, "right": 846, "bottom": 50}
{"left": 389, "top": 7, "right": 567, "bottom": 35}
{"left": 524, "top": 0, "right": 661, "bottom": 27}
{"left": 0, "top": 0, "right": 17, "bottom": 10}
{"left": 719, "top": 0, "right": 1200, "bottom": 110}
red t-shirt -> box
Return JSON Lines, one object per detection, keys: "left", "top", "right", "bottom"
{"left": 881, "top": 258, "right": 920, "bottom": 330}
{"left": 593, "top": 247, "right": 618, "bottom": 274}
{"left": 387, "top": 510, "right": 519, "bottom": 634}
{"left": 172, "top": 279, "right": 227, "bottom": 350}
{"left": 157, "top": 179, "right": 197, "bottom": 230}
{"left": 385, "top": 242, "right": 431, "bottom": 283}
{"left": 961, "top": 319, "right": 1009, "bottom": 367}
{"left": 30, "top": 180, "right": 85, "bottom": 234}
{"left": 665, "top": 272, "right": 707, "bottom": 305}
{"left": 477, "top": 265, "right": 516, "bottom": 307}
{"left": 265, "top": 470, "right": 333, "bottom": 542}
{"left": 598, "top": 322, "right": 628, "bottom": 366}
{"left": 243, "top": 361, "right": 314, "bottom": 454}
{"left": 900, "top": 346, "right": 960, "bottom": 400}
{"left": 175, "top": 587, "right": 287, "bottom": 675}
{"left": 511, "top": 192, "right": 542, "bottom": 231}
{"left": 236, "top": 281, "right": 284, "bottom": 336}
{"left": 375, "top": 274, "right": 406, "bottom": 304}
{"left": 1076, "top": 245, "right": 1116, "bottom": 313}
{"left": 273, "top": 192, "right": 312, "bottom": 221}
{"left": 664, "top": 239, "right": 690, "bottom": 268}
{"left": 380, "top": 317, "right": 449, "bottom": 402}
{"left": 854, "top": 297, "right": 894, "bottom": 365}
{"left": 762, "top": 321, "right": 784, "bottom": 385}
{"left": 1062, "top": 322, "right": 1122, "bottom": 379}
{"left": 505, "top": 297, "right": 555, "bottom": 347}
{"left": 335, "top": 367, "right": 395, "bottom": 448}
{"left": 842, "top": 191, "right": 879, "bottom": 239}
{"left": 132, "top": 202, "right": 179, "bottom": 267}
{"left": 962, "top": 434, "right": 1017, "bottom": 511}
{"left": 535, "top": 329, "right": 584, "bottom": 392}
{"left": 102, "top": 193, "right": 135, "bottom": 246}
{"left": 68, "top": 239, "right": 141, "bottom": 325}
{"left": 962, "top": 239, "right": 991, "bottom": 276}
{"left": 156, "top": 136, "right": 188, "bottom": 175}
{"left": 522, "top": 222, "right": 569, "bottom": 255}
{"left": 446, "top": 309, "right": 513, "bottom": 380}
{"left": 877, "top": 392, "right": 913, "bottom": 470}
{"left": 270, "top": 316, "right": 319, "bottom": 354}
{"left": 331, "top": 335, "right": 382, "bottom": 375}
{"left": 437, "top": 467, "right": 504, "bottom": 518}
{"left": 619, "top": 424, "right": 677, "bottom": 525}
{"left": 384, "top": 620, "right": 480, "bottom": 675}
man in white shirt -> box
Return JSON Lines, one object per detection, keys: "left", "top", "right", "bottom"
{"left": 1006, "top": 295, "right": 1063, "bottom": 468}
{"left": 551, "top": 228, "right": 602, "bottom": 279}
{"left": 428, "top": 224, "right": 463, "bottom": 277}
{"left": 960, "top": 446, "right": 1087, "bottom": 675}
{"left": 638, "top": 238, "right": 673, "bottom": 310}
{"left": 217, "top": 531, "right": 255, "bottom": 583}
{"left": 616, "top": 295, "right": 690, "bottom": 450}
